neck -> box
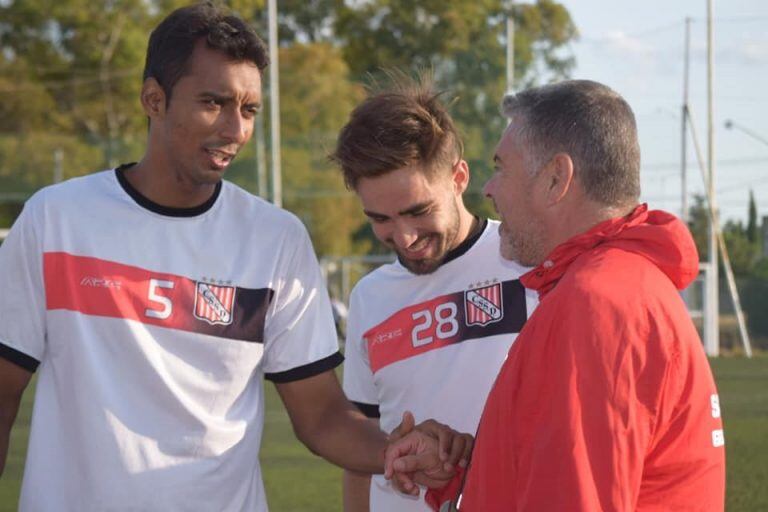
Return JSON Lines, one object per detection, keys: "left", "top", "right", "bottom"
{"left": 543, "top": 200, "right": 637, "bottom": 257}
{"left": 452, "top": 204, "right": 480, "bottom": 250}
{"left": 126, "top": 150, "right": 217, "bottom": 208}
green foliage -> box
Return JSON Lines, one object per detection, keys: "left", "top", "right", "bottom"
{"left": 0, "top": 0, "right": 578, "bottom": 255}
{"left": 743, "top": 276, "right": 768, "bottom": 346}
{"left": 747, "top": 189, "right": 758, "bottom": 244}
{"left": 688, "top": 193, "right": 768, "bottom": 345}
{"left": 687, "top": 194, "right": 710, "bottom": 260}
{"left": 278, "top": 43, "right": 368, "bottom": 256}
{"left": 722, "top": 220, "right": 760, "bottom": 277}
{"left": 335, "top": 0, "right": 578, "bottom": 208}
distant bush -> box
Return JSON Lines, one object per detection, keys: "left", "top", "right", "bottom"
{"left": 742, "top": 262, "right": 768, "bottom": 350}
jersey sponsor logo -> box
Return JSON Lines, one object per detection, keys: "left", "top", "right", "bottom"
{"left": 364, "top": 278, "right": 527, "bottom": 373}
{"left": 464, "top": 281, "right": 503, "bottom": 326}
{"left": 44, "top": 252, "right": 273, "bottom": 343}
{"left": 711, "top": 429, "right": 725, "bottom": 447}
{"left": 710, "top": 393, "right": 721, "bottom": 418}
{"left": 369, "top": 328, "right": 403, "bottom": 346}
{"left": 194, "top": 282, "right": 236, "bottom": 325}
{"left": 709, "top": 393, "right": 724, "bottom": 447}
{"left": 80, "top": 276, "right": 122, "bottom": 289}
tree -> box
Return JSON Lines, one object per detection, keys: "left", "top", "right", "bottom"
{"left": 225, "top": 42, "right": 368, "bottom": 256}
{"left": 334, "top": 0, "right": 577, "bottom": 218}
{"left": 687, "top": 194, "right": 709, "bottom": 260}
{"left": 747, "top": 189, "right": 758, "bottom": 244}
{"left": 0, "top": 0, "right": 580, "bottom": 259}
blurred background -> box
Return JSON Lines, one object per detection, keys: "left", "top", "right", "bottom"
{"left": 0, "top": 1, "right": 766, "bottom": 510}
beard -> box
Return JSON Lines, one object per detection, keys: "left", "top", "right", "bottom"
{"left": 396, "top": 201, "right": 462, "bottom": 275}
{"left": 499, "top": 220, "right": 546, "bottom": 267}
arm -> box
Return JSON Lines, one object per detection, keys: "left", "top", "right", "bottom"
{"left": 0, "top": 358, "right": 32, "bottom": 476}
{"left": 344, "top": 465, "right": 373, "bottom": 512}
{"left": 275, "top": 369, "right": 387, "bottom": 473}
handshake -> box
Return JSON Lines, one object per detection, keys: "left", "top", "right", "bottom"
{"left": 382, "top": 411, "right": 473, "bottom": 497}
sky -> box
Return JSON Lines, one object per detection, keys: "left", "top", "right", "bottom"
{"left": 556, "top": 0, "right": 768, "bottom": 224}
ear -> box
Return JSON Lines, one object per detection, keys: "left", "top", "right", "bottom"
{"left": 540, "top": 152, "right": 574, "bottom": 206}
{"left": 451, "top": 159, "right": 470, "bottom": 195}
{"left": 140, "top": 78, "right": 166, "bottom": 119}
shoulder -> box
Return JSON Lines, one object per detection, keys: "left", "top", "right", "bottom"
{"left": 546, "top": 248, "right": 687, "bottom": 353}
{"left": 220, "top": 181, "right": 310, "bottom": 240}
{"left": 25, "top": 170, "right": 112, "bottom": 210}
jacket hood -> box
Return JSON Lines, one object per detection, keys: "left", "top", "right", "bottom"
{"left": 521, "top": 204, "right": 699, "bottom": 298}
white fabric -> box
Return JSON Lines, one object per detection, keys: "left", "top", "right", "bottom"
{"left": 0, "top": 169, "right": 339, "bottom": 512}
{"left": 342, "top": 220, "right": 537, "bottom": 511}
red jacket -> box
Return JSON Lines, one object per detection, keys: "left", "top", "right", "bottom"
{"left": 428, "top": 205, "right": 725, "bottom": 511}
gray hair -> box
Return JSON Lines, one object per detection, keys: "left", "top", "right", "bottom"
{"left": 501, "top": 80, "right": 641, "bottom": 207}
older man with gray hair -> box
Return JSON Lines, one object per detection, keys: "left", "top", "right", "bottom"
{"left": 387, "top": 80, "right": 726, "bottom": 511}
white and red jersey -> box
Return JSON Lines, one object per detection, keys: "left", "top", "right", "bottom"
{"left": 0, "top": 166, "right": 341, "bottom": 512}
{"left": 342, "top": 220, "right": 537, "bottom": 511}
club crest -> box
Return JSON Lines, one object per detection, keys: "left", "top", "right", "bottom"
{"left": 194, "top": 281, "right": 236, "bottom": 326}
{"left": 464, "top": 282, "right": 504, "bottom": 327}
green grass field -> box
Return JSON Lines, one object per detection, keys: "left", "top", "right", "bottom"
{"left": 1, "top": 356, "right": 766, "bottom": 511}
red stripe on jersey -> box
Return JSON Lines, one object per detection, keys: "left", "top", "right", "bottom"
{"left": 44, "top": 251, "right": 198, "bottom": 330}
{"left": 364, "top": 292, "right": 463, "bottom": 374}
{"left": 44, "top": 252, "right": 273, "bottom": 342}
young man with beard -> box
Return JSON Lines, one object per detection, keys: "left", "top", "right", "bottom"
{"left": 332, "top": 77, "right": 538, "bottom": 511}
{"left": 0, "top": 4, "right": 463, "bottom": 510}
{"left": 387, "top": 80, "right": 726, "bottom": 511}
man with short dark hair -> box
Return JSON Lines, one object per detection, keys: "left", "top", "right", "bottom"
{"left": 333, "top": 75, "right": 536, "bottom": 511}
{"left": 387, "top": 80, "right": 726, "bottom": 511}
{"left": 0, "top": 4, "right": 459, "bottom": 510}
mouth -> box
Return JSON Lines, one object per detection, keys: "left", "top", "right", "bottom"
{"left": 400, "top": 235, "right": 435, "bottom": 260}
{"left": 204, "top": 148, "right": 237, "bottom": 170}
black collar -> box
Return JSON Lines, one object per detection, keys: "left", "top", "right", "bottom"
{"left": 398, "top": 217, "right": 488, "bottom": 271}
{"left": 115, "top": 163, "right": 222, "bottom": 217}
{"left": 442, "top": 217, "right": 488, "bottom": 265}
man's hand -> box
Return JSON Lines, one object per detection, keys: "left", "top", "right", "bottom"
{"left": 389, "top": 411, "right": 473, "bottom": 472}
{"left": 384, "top": 428, "right": 450, "bottom": 495}
{"left": 384, "top": 412, "right": 473, "bottom": 496}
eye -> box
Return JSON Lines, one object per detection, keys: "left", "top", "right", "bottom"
{"left": 366, "top": 214, "right": 388, "bottom": 224}
{"left": 202, "top": 98, "right": 221, "bottom": 109}
{"left": 243, "top": 106, "right": 260, "bottom": 117}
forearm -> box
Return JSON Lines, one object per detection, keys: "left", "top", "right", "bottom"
{"left": 0, "top": 360, "right": 31, "bottom": 477}
{"left": 343, "top": 469, "right": 372, "bottom": 512}
{"left": 0, "top": 417, "right": 10, "bottom": 476}
{"left": 0, "top": 398, "right": 22, "bottom": 477}
{"left": 297, "top": 402, "right": 387, "bottom": 473}
{"left": 275, "top": 371, "right": 388, "bottom": 474}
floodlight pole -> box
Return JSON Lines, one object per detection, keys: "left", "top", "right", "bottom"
{"left": 704, "top": 0, "right": 719, "bottom": 357}
{"left": 506, "top": 13, "right": 515, "bottom": 93}
{"left": 268, "top": 0, "right": 282, "bottom": 208}
{"left": 681, "top": 17, "right": 691, "bottom": 223}
{"left": 255, "top": 111, "right": 267, "bottom": 198}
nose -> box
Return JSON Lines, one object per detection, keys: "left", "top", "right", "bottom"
{"left": 220, "top": 110, "right": 252, "bottom": 145}
{"left": 391, "top": 223, "right": 419, "bottom": 250}
{"left": 483, "top": 175, "right": 496, "bottom": 198}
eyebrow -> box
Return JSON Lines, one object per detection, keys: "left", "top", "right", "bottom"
{"left": 363, "top": 201, "right": 433, "bottom": 219}
{"left": 198, "top": 91, "right": 232, "bottom": 102}
{"left": 198, "top": 91, "right": 262, "bottom": 110}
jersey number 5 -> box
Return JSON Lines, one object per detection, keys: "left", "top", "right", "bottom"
{"left": 145, "top": 278, "right": 175, "bottom": 319}
{"left": 411, "top": 303, "right": 459, "bottom": 347}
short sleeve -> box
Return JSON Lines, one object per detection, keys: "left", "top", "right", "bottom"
{"left": 0, "top": 201, "right": 46, "bottom": 371}
{"left": 262, "top": 221, "right": 342, "bottom": 382}
{"left": 342, "top": 287, "right": 380, "bottom": 418}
